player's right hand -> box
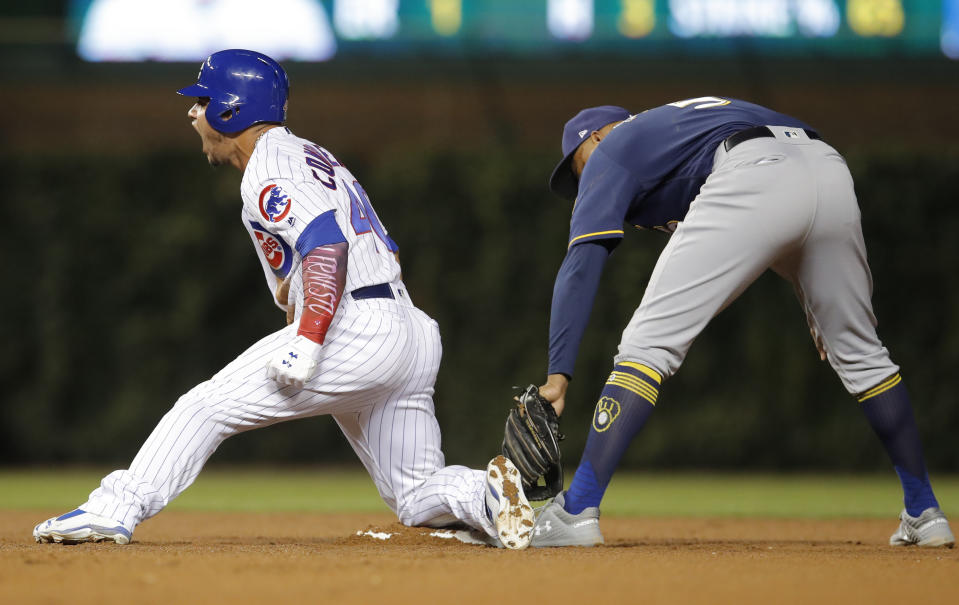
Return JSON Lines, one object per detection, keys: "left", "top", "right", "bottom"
{"left": 538, "top": 373, "right": 569, "bottom": 417}
{"left": 266, "top": 335, "right": 323, "bottom": 389}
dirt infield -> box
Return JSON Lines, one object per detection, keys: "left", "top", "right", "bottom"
{"left": 2, "top": 510, "right": 956, "bottom": 604}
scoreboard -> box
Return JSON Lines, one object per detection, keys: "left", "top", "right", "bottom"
{"left": 71, "top": 0, "right": 959, "bottom": 61}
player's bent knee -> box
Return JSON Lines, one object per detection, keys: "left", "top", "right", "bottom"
{"left": 396, "top": 506, "right": 459, "bottom": 529}
{"left": 393, "top": 501, "right": 415, "bottom": 526}
{"left": 393, "top": 490, "right": 460, "bottom": 528}
{"left": 393, "top": 494, "right": 422, "bottom": 527}
{"left": 410, "top": 513, "right": 461, "bottom": 529}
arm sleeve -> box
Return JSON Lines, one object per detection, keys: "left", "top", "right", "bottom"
{"left": 547, "top": 240, "right": 615, "bottom": 378}
{"left": 297, "top": 241, "right": 348, "bottom": 345}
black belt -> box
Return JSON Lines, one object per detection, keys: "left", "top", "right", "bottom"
{"left": 723, "top": 126, "right": 821, "bottom": 152}
{"left": 351, "top": 283, "right": 394, "bottom": 300}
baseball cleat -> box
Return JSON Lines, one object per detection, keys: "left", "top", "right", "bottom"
{"left": 33, "top": 509, "right": 132, "bottom": 545}
{"left": 889, "top": 507, "right": 955, "bottom": 548}
{"left": 530, "top": 491, "right": 604, "bottom": 547}
{"left": 485, "top": 455, "right": 534, "bottom": 550}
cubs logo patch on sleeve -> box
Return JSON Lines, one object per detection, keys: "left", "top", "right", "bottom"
{"left": 259, "top": 184, "right": 293, "bottom": 223}
{"left": 249, "top": 221, "right": 294, "bottom": 277}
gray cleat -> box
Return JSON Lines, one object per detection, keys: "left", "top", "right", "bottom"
{"left": 889, "top": 507, "right": 955, "bottom": 548}
{"left": 530, "top": 491, "right": 604, "bottom": 547}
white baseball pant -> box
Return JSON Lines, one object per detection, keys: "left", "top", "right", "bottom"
{"left": 81, "top": 284, "right": 496, "bottom": 537}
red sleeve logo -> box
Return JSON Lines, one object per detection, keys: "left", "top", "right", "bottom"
{"left": 249, "top": 221, "right": 293, "bottom": 276}
{"left": 259, "top": 184, "right": 293, "bottom": 223}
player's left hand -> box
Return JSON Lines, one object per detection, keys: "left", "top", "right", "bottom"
{"left": 266, "top": 335, "right": 324, "bottom": 388}
{"left": 274, "top": 277, "right": 295, "bottom": 325}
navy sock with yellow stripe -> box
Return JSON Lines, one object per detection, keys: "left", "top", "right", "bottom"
{"left": 859, "top": 374, "right": 939, "bottom": 516}
{"left": 564, "top": 362, "right": 660, "bottom": 515}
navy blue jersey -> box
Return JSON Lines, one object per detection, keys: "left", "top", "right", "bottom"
{"left": 549, "top": 97, "right": 815, "bottom": 378}
{"left": 569, "top": 97, "right": 813, "bottom": 246}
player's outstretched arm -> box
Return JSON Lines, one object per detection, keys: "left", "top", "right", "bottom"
{"left": 544, "top": 240, "right": 614, "bottom": 414}
{"left": 266, "top": 242, "right": 348, "bottom": 388}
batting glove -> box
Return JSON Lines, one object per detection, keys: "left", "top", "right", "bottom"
{"left": 266, "top": 335, "right": 324, "bottom": 388}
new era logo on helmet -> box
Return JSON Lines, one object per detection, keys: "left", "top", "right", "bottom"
{"left": 549, "top": 105, "right": 631, "bottom": 200}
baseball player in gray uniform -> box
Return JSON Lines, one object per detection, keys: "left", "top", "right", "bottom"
{"left": 33, "top": 49, "right": 534, "bottom": 550}
{"left": 529, "top": 98, "right": 954, "bottom": 548}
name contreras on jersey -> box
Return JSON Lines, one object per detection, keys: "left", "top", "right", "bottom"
{"left": 304, "top": 144, "right": 340, "bottom": 191}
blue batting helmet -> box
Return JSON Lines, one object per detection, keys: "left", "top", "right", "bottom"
{"left": 177, "top": 49, "right": 290, "bottom": 134}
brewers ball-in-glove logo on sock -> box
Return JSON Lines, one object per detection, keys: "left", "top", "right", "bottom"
{"left": 259, "top": 183, "right": 293, "bottom": 223}
{"left": 592, "top": 396, "right": 621, "bottom": 432}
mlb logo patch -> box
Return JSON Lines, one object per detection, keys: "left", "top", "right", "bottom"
{"left": 259, "top": 184, "right": 293, "bottom": 223}
{"left": 784, "top": 130, "right": 800, "bottom": 138}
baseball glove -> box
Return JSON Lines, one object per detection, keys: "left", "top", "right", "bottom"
{"left": 502, "top": 384, "right": 565, "bottom": 501}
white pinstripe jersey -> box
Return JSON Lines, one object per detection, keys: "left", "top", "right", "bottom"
{"left": 239, "top": 127, "right": 401, "bottom": 313}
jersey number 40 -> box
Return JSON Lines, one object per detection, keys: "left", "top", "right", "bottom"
{"left": 345, "top": 180, "right": 398, "bottom": 253}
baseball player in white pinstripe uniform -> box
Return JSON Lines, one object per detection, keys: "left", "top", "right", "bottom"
{"left": 33, "top": 49, "right": 533, "bottom": 550}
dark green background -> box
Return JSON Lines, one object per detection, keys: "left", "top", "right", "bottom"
{"left": 2, "top": 5, "right": 959, "bottom": 474}
{"left": 4, "top": 143, "right": 959, "bottom": 472}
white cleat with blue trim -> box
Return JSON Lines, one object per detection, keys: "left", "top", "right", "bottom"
{"left": 33, "top": 509, "right": 132, "bottom": 545}
{"left": 485, "top": 455, "right": 534, "bottom": 549}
